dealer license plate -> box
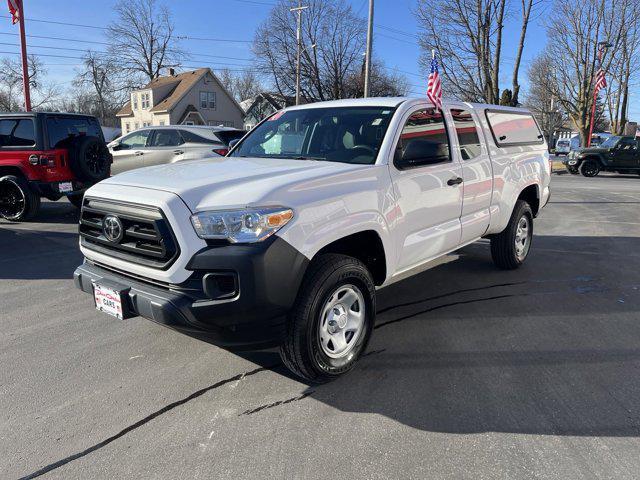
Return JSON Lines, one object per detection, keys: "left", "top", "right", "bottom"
{"left": 94, "top": 284, "right": 124, "bottom": 320}
{"left": 59, "top": 181, "right": 73, "bottom": 193}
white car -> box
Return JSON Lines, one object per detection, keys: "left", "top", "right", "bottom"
{"left": 555, "top": 139, "right": 571, "bottom": 155}
{"left": 74, "top": 98, "right": 550, "bottom": 382}
{"left": 107, "top": 125, "right": 246, "bottom": 175}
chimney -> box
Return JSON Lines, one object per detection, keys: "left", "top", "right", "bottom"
{"left": 168, "top": 67, "right": 176, "bottom": 76}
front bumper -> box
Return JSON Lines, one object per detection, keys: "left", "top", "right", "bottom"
{"left": 74, "top": 236, "right": 309, "bottom": 349}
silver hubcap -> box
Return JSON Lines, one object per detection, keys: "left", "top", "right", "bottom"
{"left": 514, "top": 215, "right": 531, "bottom": 261}
{"left": 318, "top": 285, "right": 365, "bottom": 359}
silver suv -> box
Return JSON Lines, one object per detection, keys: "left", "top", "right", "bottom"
{"left": 108, "top": 125, "right": 245, "bottom": 175}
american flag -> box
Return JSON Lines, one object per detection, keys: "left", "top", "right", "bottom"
{"left": 427, "top": 54, "right": 442, "bottom": 110}
{"left": 594, "top": 68, "right": 607, "bottom": 96}
{"left": 7, "top": 0, "right": 19, "bottom": 24}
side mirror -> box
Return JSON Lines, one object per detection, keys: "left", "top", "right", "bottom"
{"left": 395, "top": 139, "right": 449, "bottom": 169}
{"left": 108, "top": 140, "right": 121, "bottom": 151}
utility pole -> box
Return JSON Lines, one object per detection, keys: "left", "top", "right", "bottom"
{"left": 290, "top": 1, "right": 308, "bottom": 106}
{"left": 10, "top": 0, "right": 31, "bottom": 111}
{"left": 363, "top": 0, "right": 374, "bottom": 98}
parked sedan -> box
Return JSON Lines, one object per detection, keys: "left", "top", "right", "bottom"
{"left": 108, "top": 125, "right": 246, "bottom": 175}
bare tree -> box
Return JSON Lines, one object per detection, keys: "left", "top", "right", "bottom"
{"left": 525, "top": 56, "right": 566, "bottom": 145}
{"left": 218, "top": 68, "right": 263, "bottom": 102}
{"left": 415, "top": 0, "right": 539, "bottom": 105}
{"left": 253, "top": 0, "right": 404, "bottom": 101}
{"left": 603, "top": 0, "right": 640, "bottom": 134}
{"left": 74, "top": 51, "right": 126, "bottom": 126}
{"left": 107, "top": 0, "right": 184, "bottom": 84}
{"left": 541, "top": 0, "right": 630, "bottom": 145}
{"left": 0, "top": 55, "right": 59, "bottom": 111}
{"left": 343, "top": 60, "right": 410, "bottom": 98}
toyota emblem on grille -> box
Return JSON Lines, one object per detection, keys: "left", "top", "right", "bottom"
{"left": 103, "top": 215, "right": 123, "bottom": 243}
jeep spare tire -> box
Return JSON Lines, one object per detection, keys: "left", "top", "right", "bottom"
{"left": 68, "top": 136, "right": 111, "bottom": 182}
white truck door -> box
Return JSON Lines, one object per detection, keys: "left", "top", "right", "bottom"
{"left": 388, "top": 106, "right": 464, "bottom": 272}
{"left": 446, "top": 106, "right": 493, "bottom": 244}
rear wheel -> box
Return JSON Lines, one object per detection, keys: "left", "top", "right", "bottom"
{"left": 579, "top": 159, "right": 600, "bottom": 177}
{"left": 0, "top": 175, "right": 40, "bottom": 221}
{"left": 279, "top": 254, "right": 376, "bottom": 383}
{"left": 490, "top": 200, "right": 533, "bottom": 270}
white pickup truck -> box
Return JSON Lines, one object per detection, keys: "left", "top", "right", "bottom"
{"left": 74, "top": 97, "right": 550, "bottom": 382}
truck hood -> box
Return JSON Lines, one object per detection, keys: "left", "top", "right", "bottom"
{"left": 100, "top": 156, "right": 369, "bottom": 212}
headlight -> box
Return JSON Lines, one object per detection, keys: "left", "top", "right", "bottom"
{"left": 190, "top": 207, "right": 294, "bottom": 243}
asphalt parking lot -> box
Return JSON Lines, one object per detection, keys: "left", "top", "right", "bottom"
{"left": 2, "top": 171, "right": 640, "bottom": 479}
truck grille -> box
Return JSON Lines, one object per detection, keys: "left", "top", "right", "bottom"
{"left": 79, "top": 198, "right": 179, "bottom": 270}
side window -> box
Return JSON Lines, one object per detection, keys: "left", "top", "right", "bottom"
{"left": 150, "top": 129, "right": 184, "bottom": 147}
{"left": 180, "top": 129, "right": 217, "bottom": 144}
{"left": 618, "top": 138, "right": 638, "bottom": 150}
{"left": 486, "top": 110, "right": 543, "bottom": 147}
{"left": 450, "top": 109, "right": 482, "bottom": 160}
{"left": 120, "top": 130, "right": 151, "bottom": 149}
{"left": 395, "top": 108, "right": 450, "bottom": 169}
{"left": 0, "top": 119, "right": 35, "bottom": 147}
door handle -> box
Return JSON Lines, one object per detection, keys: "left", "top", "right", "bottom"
{"left": 447, "top": 176, "right": 464, "bottom": 186}
{"left": 134, "top": 151, "right": 144, "bottom": 156}
{"left": 173, "top": 150, "right": 184, "bottom": 155}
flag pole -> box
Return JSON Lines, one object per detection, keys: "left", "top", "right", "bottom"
{"left": 17, "top": 0, "right": 31, "bottom": 111}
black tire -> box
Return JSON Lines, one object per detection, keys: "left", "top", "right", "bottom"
{"left": 67, "top": 192, "right": 84, "bottom": 209}
{"left": 279, "top": 254, "right": 376, "bottom": 383}
{"left": 490, "top": 200, "right": 533, "bottom": 270}
{"left": 566, "top": 165, "right": 579, "bottom": 175}
{"left": 579, "top": 159, "right": 600, "bottom": 177}
{"left": 67, "top": 136, "right": 111, "bottom": 182}
{"left": 0, "top": 175, "right": 40, "bottom": 221}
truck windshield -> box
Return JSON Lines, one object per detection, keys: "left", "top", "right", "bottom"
{"left": 230, "top": 106, "right": 396, "bottom": 164}
{"left": 599, "top": 136, "right": 621, "bottom": 149}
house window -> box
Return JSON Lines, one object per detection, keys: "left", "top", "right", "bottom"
{"left": 200, "top": 91, "right": 216, "bottom": 109}
{"left": 125, "top": 123, "right": 130, "bottom": 133}
{"left": 134, "top": 122, "right": 139, "bottom": 130}
{"left": 132, "top": 94, "right": 138, "bottom": 110}
{"left": 141, "top": 92, "right": 150, "bottom": 109}
{"left": 159, "top": 120, "right": 165, "bottom": 126}
{"left": 142, "top": 122, "right": 151, "bottom": 127}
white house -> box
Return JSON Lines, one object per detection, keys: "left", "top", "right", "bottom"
{"left": 116, "top": 68, "right": 245, "bottom": 134}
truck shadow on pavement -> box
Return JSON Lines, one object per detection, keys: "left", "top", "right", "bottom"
{"left": 243, "top": 235, "right": 640, "bottom": 437}
{"left": 0, "top": 226, "right": 81, "bottom": 280}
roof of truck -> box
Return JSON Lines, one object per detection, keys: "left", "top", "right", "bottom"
{"left": 284, "top": 97, "right": 531, "bottom": 113}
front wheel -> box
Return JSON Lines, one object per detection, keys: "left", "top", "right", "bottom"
{"left": 579, "top": 160, "right": 600, "bottom": 177}
{"left": 0, "top": 175, "right": 40, "bottom": 221}
{"left": 490, "top": 200, "right": 533, "bottom": 270}
{"left": 279, "top": 254, "right": 376, "bottom": 383}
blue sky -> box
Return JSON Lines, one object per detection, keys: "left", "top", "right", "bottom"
{"left": 2, "top": 0, "right": 636, "bottom": 118}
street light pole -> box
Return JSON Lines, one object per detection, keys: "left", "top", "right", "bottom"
{"left": 363, "top": 0, "right": 374, "bottom": 98}
{"left": 290, "top": 2, "right": 308, "bottom": 106}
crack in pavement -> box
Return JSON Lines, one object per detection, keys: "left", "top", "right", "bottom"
{"left": 375, "top": 293, "right": 530, "bottom": 329}
{"left": 18, "top": 364, "right": 277, "bottom": 480}
{"left": 239, "top": 391, "right": 315, "bottom": 416}
{"left": 238, "top": 350, "right": 387, "bottom": 417}
{"left": 377, "top": 276, "right": 596, "bottom": 318}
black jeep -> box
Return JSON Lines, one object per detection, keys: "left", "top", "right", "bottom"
{"left": 565, "top": 136, "right": 640, "bottom": 177}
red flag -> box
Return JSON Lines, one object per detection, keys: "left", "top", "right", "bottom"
{"left": 7, "top": 0, "right": 19, "bottom": 24}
